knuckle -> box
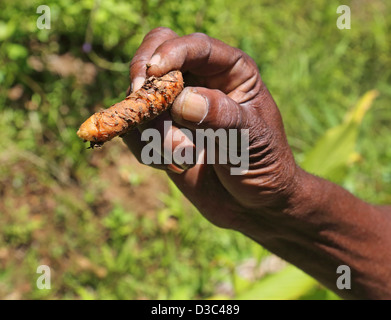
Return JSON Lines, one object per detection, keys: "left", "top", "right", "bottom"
{"left": 189, "top": 32, "right": 210, "bottom": 43}
{"left": 155, "top": 39, "right": 175, "bottom": 55}
{"left": 145, "top": 27, "right": 176, "bottom": 39}
{"left": 129, "top": 56, "right": 148, "bottom": 75}
{"left": 129, "top": 57, "right": 141, "bottom": 69}
{"left": 130, "top": 55, "right": 147, "bottom": 68}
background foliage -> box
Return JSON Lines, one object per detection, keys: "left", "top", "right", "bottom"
{"left": 0, "top": 0, "right": 390, "bottom": 299}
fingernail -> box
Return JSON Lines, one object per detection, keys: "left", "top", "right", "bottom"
{"left": 149, "top": 54, "right": 161, "bottom": 67}
{"left": 181, "top": 90, "right": 208, "bottom": 123}
{"left": 167, "top": 164, "right": 184, "bottom": 174}
{"left": 173, "top": 145, "right": 196, "bottom": 170}
{"left": 132, "top": 77, "right": 145, "bottom": 92}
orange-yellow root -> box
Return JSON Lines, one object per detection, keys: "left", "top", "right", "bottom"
{"left": 77, "top": 70, "right": 184, "bottom": 148}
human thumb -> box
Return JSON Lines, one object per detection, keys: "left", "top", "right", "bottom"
{"left": 170, "top": 87, "right": 248, "bottom": 131}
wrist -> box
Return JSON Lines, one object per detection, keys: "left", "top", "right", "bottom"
{"left": 231, "top": 165, "right": 314, "bottom": 242}
{"left": 283, "top": 166, "right": 326, "bottom": 219}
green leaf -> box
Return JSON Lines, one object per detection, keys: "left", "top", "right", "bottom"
{"left": 301, "top": 90, "right": 378, "bottom": 182}
{"left": 235, "top": 265, "right": 317, "bottom": 300}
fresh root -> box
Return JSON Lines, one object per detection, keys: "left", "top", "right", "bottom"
{"left": 77, "top": 70, "right": 184, "bottom": 148}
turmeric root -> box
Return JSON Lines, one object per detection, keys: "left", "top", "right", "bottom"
{"left": 77, "top": 70, "right": 184, "bottom": 148}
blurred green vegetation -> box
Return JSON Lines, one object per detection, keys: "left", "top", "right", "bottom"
{"left": 0, "top": 0, "right": 390, "bottom": 299}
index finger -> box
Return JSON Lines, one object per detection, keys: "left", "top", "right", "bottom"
{"left": 130, "top": 27, "right": 178, "bottom": 92}
{"left": 146, "top": 33, "right": 243, "bottom": 78}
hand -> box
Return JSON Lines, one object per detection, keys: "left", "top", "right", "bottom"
{"left": 123, "top": 27, "right": 299, "bottom": 232}
{"left": 123, "top": 28, "right": 391, "bottom": 299}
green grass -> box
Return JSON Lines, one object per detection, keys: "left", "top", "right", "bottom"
{"left": 0, "top": 0, "right": 390, "bottom": 299}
